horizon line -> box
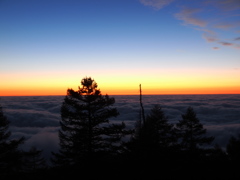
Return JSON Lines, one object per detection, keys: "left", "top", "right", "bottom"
{"left": 1, "top": 93, "right": 240, "bottom": 97}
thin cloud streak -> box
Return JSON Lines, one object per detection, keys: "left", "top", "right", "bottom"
{"left": 214, "top": 22, "right": 240, "bottom": 30}
{"left": 216, "top": 0, "right": 240, "bottom": 11}
{"left": 202, "top": 33, "right": 218, "bottom": 42}
{"left": 234, "top": 37, "right": 240, "bottom": 41}
{"left": 219, "top": 42, "right": 234, "bottom": 46}
{"left": 141, "top": 0, "right": 240, "bottom": 50}
{"left": 174, "top": 0, "right": 240, "bottom": 50}
{"left": 175, "top": 8, "right": 207, "bottom": 27}
{"left": 139, "top": 0, "right": 174, "bottom": 10}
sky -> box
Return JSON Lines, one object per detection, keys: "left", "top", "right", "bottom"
{"left": 1, "top": 0, "right": 240, "bottom": 96}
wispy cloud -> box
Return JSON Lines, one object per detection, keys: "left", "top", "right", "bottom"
{"left": 219, "top": 42, "right": 233, "bottom": 46}
{"left": 214, "top": 23, "right": 238, "bottom": 29}
{"left": 233, "top": 44, "right": 240, "bottom": 49}
{"left": 216, "top": 0, "right": 240, "bottom": 11}
{"left": 217, "top": 41, "right": 240, "bottom": 50}
{"left": 139, "top": 0, "right": 174, "bottom": 10}
{"left": 202, "top": 33, "right": 218, "bottom": 42}
{"left": 214, "top": 21, "right": 240, "bottom": 30}
{"left": 234, "top": 37, "right": 240, "bottom": 41}
{"left": 174, "top": 0, "right": 240, "bottom": 50}
{"left": 219, "top": 42, "right": 240, "bottom": 50}
{"left": 139, "top": 0, "right": 240, "bottom": 50}
{"left": 175, "top": 8, "right": 207, "bottom": 27}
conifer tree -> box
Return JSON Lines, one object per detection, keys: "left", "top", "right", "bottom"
{"left": 0, "top": 104, "right": 25, "bottom": 174}
{"left": 52, "top": 77, "right": 128, "bottom": 166}
{"left": 128, "top": 105, "right": 175, "bottom": 155}
{"left": 175, "top": 106, "right": 214, "bottom": 156}
{"left": 144, "top": 104, "right": 176, "bottom": 150}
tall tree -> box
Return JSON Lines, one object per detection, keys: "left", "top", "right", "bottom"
{"left": 175, "top": 106, "right": 214, "bottom": 157}
{"left": 0, "top": 104, "right": 25, "bottom": 174}
{"left": 128, "top": 105, "right": 175, "bottom": 155}
{"left": 52, "top": 77, "right": 128, "bottom": 166}
{"left": 144, "top": 104, "right": 176, "bottom": 150}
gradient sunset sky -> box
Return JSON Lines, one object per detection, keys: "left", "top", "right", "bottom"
{"left": 1, "top": 0, "right": 240, "bottom": 96}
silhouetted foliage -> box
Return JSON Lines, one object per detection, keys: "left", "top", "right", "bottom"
{"left": 207, "top": 144, "right": 228, "bottom": 162}
{"left": 0, "top": 104, "right": 25, "bottom": 175}
{"left": 175, "top": 106, "right": 214, "bottom": 158}
{"left": 226, "top": 134, "right": 240, "bottom": 162}
{"left": 21, "top": 146, "right": 47, "bottom": 173}
{"left": 126, "top": 104, "right": 176, "bottom": 165}
{"left": 145, "top": 105, "right": 176, "bottom": 149}
{"left": 51, "top": 77, "right": 129, "bottom": 167}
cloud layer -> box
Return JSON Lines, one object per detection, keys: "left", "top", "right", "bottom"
{"left": 1, "top": 94, "right": 240, "bottom": 163}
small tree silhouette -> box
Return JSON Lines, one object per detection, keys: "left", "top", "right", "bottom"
{"left": 0, "top": 104, "right": 25, "bottom": 174}
{"left": 175, "top": 106, "right": 214, "bottom": 158}
{"left": 51, "top": 77, "right": 128, "bottom": 167}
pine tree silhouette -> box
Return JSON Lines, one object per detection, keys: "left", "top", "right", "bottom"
{"left": 51, "top": 77, "right": 128, "bottom": 167}
{"left": 175, "top": 106, "right": 214, "bottom": 158}
{"left": 145, "top": 105, "right": 176, "bottom": 149}
{"left": 129, "top": 105, "right": 175, "bottom": 154}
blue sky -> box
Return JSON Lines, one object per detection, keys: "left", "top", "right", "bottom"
{"left": 0, "top": 0, "right": 240, "bottom": 95}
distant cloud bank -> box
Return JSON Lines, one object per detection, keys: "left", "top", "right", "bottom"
{"left": 1, "top": 94, "right": 240, "bottom": 163}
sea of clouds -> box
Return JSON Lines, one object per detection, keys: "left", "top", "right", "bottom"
{"left": 1, "top": 94, "right": 240, "bottom": 164}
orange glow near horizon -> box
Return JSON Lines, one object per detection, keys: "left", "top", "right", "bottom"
{"left": 1, "top": 69, "right": 239, "bottom": 96}
{"left": 1, "top": 85, "right": 240, "bottom": 96}
{"left": 1, "top": 0, "right": 240, "bottom": 96}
